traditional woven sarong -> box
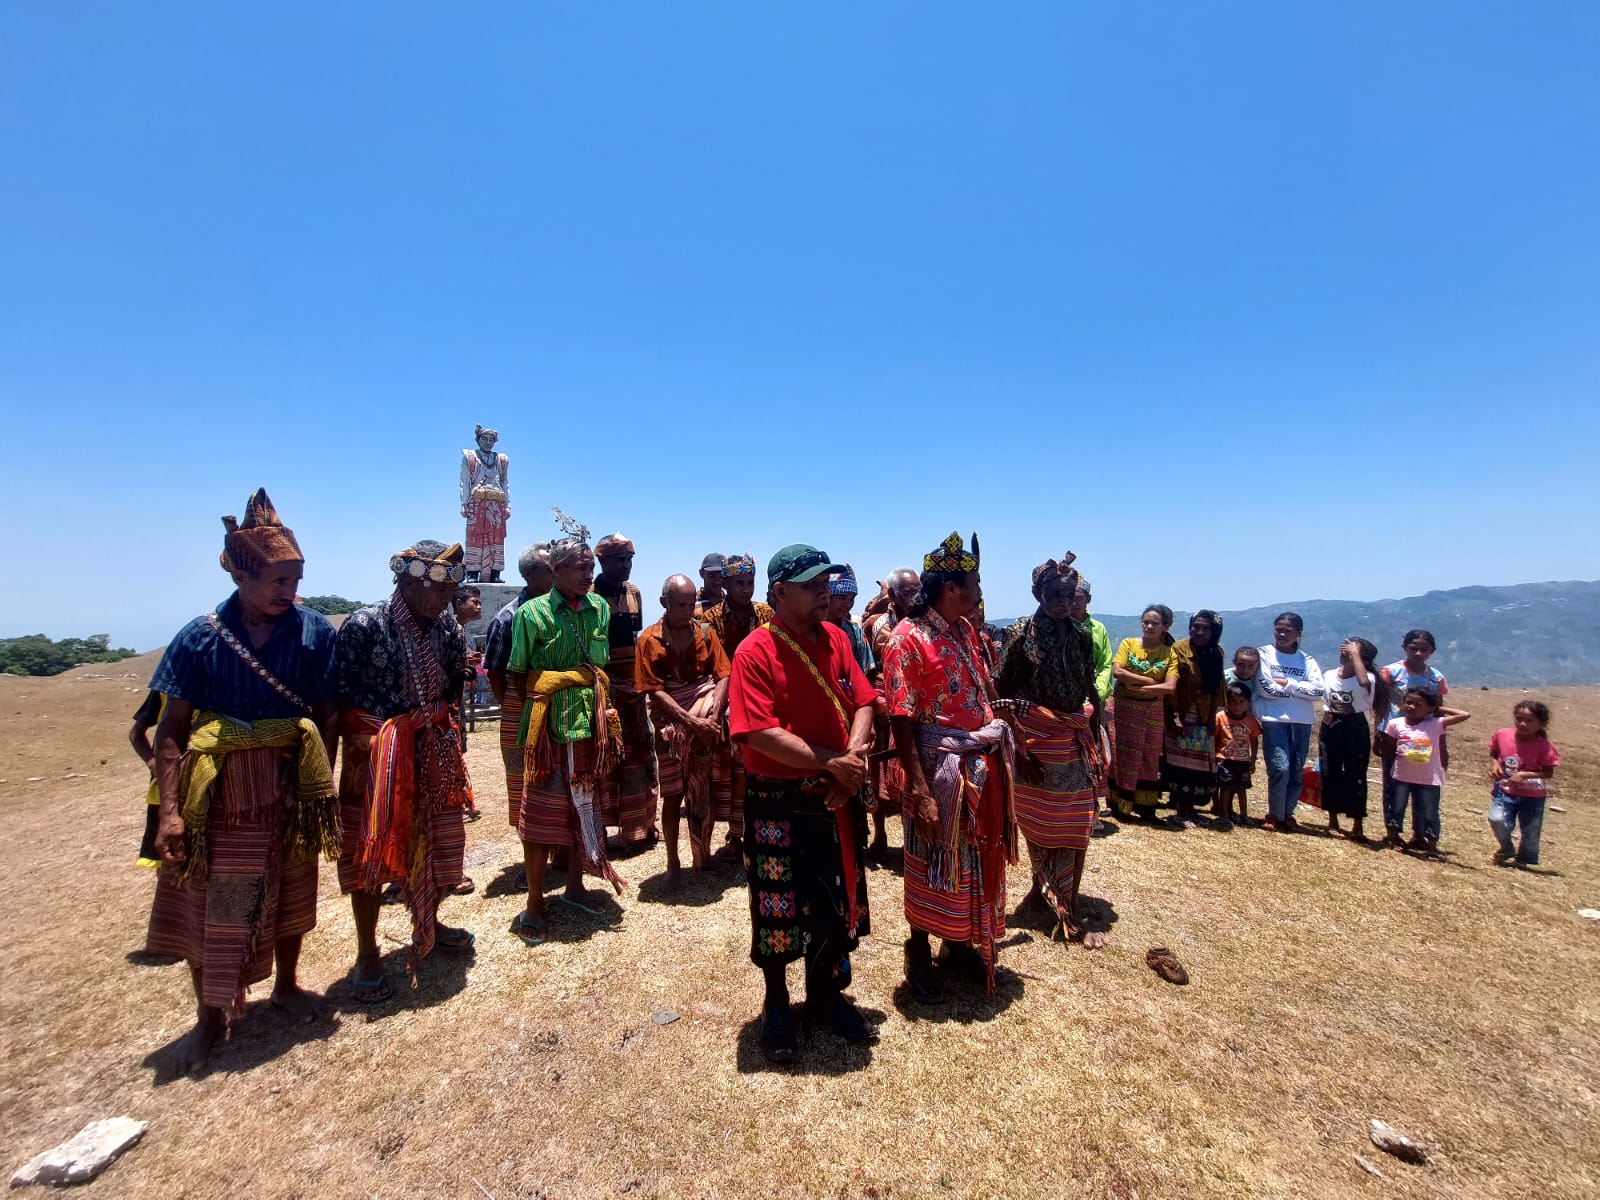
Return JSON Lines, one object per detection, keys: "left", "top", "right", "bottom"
{"left": 147, "top": 744, "right": 321, "bottom": 1020}
{"left": 500, "top": 675, "right": 526, "bottom": 827}
{"left": 745, "top": 774, "right": 869, "bottom": 970}
{"left": 338, "top": 703, "right": 470, "bottom": 969}
{"left": 1014, "top": 705, "right": 1101, "bottom": 930}
{"left": 656, "top": 679, "right": 720, "bottom": 862}
{"left": 519, "top": 667, "right": 625, "bottom": 891}
{"left": 599, "top": 682, "right": 659, "bottom": 843}
{"left": 1111, "top": 695, "right": 1164, "bottom": 814}
{"left": 464, "top": 496, "right": 508, "bottom": 575}
{"left": 901, "top": 719, "right": 1017, "bottom": 989}
{"left": 709, "top": 741, "right": 746, "bottom": 840}
{"left": 1162, "top": 718, "right": 1218, "bottom": 811}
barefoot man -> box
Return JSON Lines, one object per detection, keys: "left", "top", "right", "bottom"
{"left": 994, "top": 553, "right": 1107, "bottom": 949}
{"left": 504, "top": 516, "right": 626, "bottom": 946}
{"left": 335, "top": 541, "right": 477, "bottom": 999}
{"left": 637, "top": 575, "right": 731, "bottom": 885}
{"left": 146, "top": 488, "right": 340, "bottom": 1071}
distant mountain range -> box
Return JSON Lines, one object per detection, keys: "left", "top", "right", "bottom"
{"left": 1002, "top": 581, "right": 1600, "bottom": 689}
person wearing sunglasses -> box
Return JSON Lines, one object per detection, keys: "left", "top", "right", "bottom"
{"left": 334, "top": 540, "right": 478, "bottom": 1002}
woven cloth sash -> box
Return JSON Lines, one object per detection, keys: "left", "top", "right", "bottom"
{"left": 206, "top": 614, "right": 311, "bottom": 714}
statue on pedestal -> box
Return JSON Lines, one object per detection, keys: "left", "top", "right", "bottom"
{"left": 460, "top": 424, "right": 510, "bottom": 583}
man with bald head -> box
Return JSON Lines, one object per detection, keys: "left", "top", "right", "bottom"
{"left": 636, "top": 575, "right": 731, "bottom": 884}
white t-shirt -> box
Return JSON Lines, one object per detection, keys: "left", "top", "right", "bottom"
{"left": 1322, "top": 670, "right": 1375, "bottom": 717}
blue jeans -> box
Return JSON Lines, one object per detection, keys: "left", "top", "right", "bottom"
{"left": 1391, "top": 782, "right": 1441, "bottom": 843}
{"left": 1488, "top": 788, "right": 1545, "bottom": 865}
{"left": 1262, "top": 722, "right": 1312, "bottom": 822}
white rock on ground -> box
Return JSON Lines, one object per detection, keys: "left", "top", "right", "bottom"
{"left": 10, "top": 1118, "right": 147, "bottom": 1188}
{"left": 1369, "top": 1118, "right": 1428, "bottom": 1165}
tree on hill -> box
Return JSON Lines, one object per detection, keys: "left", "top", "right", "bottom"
{"left": 0, "top": 633, "right": 138, "bottom": 677}
{"left": 303, "top": 595, "right": 364, "bottom": 616}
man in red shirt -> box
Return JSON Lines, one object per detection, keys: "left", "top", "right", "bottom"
{"left": 728, "top": 544, "right": 879, "bottom": 1064}
{"left": 883, "top": 532, "right": 1016, "bottom": 1002}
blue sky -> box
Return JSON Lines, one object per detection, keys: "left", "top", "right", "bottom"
{"left": 3, "top": 4, "right": 1598, "bottom": 651}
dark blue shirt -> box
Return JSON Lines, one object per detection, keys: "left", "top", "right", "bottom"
{"left": 149, "top": 594, "right": 337, "bottom": 722}
{"left": 482, "top": 587, "right": 531, "bottom": 673}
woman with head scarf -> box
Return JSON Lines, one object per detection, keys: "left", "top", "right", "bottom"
{"left": 1163, "top": 610, "right": 1229, "bottom": 826}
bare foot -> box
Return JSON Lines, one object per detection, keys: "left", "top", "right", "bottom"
{"left": 663, "top": 867, "right": 682, "bottom": 890}
{"left": 270, "top": 983, "right": 325, "bottom": 1024}
{"left": 1082, "top": 930, "right": 1107, "bottom": 950}
{"left": 172, "top": 1012, "right": 223, "bottom": 1074}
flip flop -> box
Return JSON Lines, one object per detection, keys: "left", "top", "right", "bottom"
{"left": 435, "top": 927, "right": 476, "bottom": 953}
{"left": 351, "top": 975, "right": 395, "bottom": 1004}
{"left": 1146, "top": 946, "right": 1189, "bottom": 986}
{"left": 450, "top": 878, "right": 476, "bottom": 896}
{"left": 557, "top": 893, "right": 604, "bottom": 916}
{"left": 509, "top": 913, "right": 546, "bottom": 947}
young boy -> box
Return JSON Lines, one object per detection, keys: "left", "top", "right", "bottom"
{"left": 1214, "top": 682, "right": 1261, "bottom": 826}
{"left": 1225, "top": 646, "right": 1261, "bottom": 696}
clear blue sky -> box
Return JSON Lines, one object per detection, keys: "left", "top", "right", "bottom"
{"left": 4, "top": 4, "right": 1598, "bottom": 651}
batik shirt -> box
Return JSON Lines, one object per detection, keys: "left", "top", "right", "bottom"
{"left": 831, "top": 617, "right": 875, "bottom": 675}
{"left": 883, "top": 610, "right": 994, "bottom": 733}
{"left": 481, "top": 586, "right": 531, "bottom": 673}
{"left": 994, "top": 610, "right": 1094, "bottom": 713}
{"left": 507, "top": 589, "right": 611, "bottom": 743}
{"left": 151, "top": 593, "right": 337, "bottom": 722}
{"left": 700, "top": 600, "right": 774, "bottom": 659}
{"left": 335, "top": 594, "right": 468, "bottom": 719}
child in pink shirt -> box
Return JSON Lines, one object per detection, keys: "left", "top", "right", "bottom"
{"left": 1380, "top": 686, "right": 1471, "bottom": 855}
{"left": 1487, "top": 700, "right": 1560, "bottom": 867}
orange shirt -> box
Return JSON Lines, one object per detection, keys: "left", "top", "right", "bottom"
{"left": 634, "top": 619, "right": 730, "bottom": 692}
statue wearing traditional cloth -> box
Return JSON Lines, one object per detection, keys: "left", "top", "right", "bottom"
{"left": 460, "top": 425, "right": 510, "bottom": 583}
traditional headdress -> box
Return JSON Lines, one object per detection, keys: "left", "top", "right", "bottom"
{"left": 1075, "top": 574, "right": 1092, "bottom": 598}
{"left": 1030, "top": 550, "right": 1080, "bottom": 600}
{"left": 220, "top": 487, "right": 303, "bottom": 574}
{"left": 828, "top": 565, "right": 859, "bottom": 596}
{"left": 594, "top": 532, "right": 636, "bottom": 560}
{"left": 723, "top": 553, "right": 756, "bottom": 577}
{"left": 924, "top": 531, "right": 979, "bottom": 575}
{"left": 390, "top": 539, "right": 466, "bottom": 585}
{"left": 548, "top": 506, "right": 592, "bottom": 567}
{"left": 474, "top": 424, "right": 499, "bottom": 442}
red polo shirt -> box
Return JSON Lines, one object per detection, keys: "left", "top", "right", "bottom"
{"left": 728, "top": 618, "right": 877, "bottom": 779}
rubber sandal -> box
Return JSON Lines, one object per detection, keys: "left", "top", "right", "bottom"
{"left": 510, "top": 913, "right": 546, "bottom": 947}
{"left": 450, "top": 878, "right": 476, "bottom": 896}
{"left": 1146, "top": 946, "right": 1189, "bottom": 986}
{"left": 557, "top": 893, "right": 604, "bottom": 916}
{"left": 351, "top": 975, "right": 395, "bottom": 1004}
{"left": 435, "top": 928, "right": 476, "bottom": 953}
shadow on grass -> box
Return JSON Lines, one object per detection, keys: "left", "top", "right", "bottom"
{"left": 125, "top": 948, "right": 183, "bottom": 968}
{"left": 890, "top": 960, "right": 1023, "bottom": 1025}
{"left": 142, "top": 997, "right": 341, "bottom": 1085}
{"left": 733, "top": 1006, "right": 878, "bottom": 1076}
{"left": 635, "top": 864, "right": 742, "bottom": 907}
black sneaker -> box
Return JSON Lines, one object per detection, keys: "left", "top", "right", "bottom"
{"left": 760, "top": 1005, "right": 797, "bottom": 1064}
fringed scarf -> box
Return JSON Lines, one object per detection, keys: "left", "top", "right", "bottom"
{"left": 176, "top": 713, "right": 338, "bottom": 884}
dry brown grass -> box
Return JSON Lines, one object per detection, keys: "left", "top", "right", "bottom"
{"left": 2, "top": 661, "right": 1598, "bottom": 1199}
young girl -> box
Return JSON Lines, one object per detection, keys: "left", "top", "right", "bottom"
{"left": 1377, "top": 630, "right": 1449, "bottom": 836}
{"left": 1380, "top": 686, "right": 1470, "bottom": 854}
{"left": 1214, "top": 682, "right": 1261, "bottom": 826}
{"left": 1487, "top": 701, "right": 1560, "bottom": 867}
{"left": 1319, "top": 637, "right": 1384, "bottom": 841}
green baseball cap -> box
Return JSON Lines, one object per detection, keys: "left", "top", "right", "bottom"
{"left": 767, "top": 544, "right": 847, "bottom": 584}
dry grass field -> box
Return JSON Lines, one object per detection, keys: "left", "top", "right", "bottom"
{"left": 2, "top": 655, "right": 1597, "bottom": 1199}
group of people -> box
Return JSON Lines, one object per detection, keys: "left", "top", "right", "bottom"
{"left": 132, "top": 489, "right": 1562, "bottom": 1072}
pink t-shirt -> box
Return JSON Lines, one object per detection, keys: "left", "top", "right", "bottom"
{"left": 1385, "top": 715, "right": 1447, "bottom": 787}
{"left": 1489, "top": 728, "right": 1560, "bottom": 798}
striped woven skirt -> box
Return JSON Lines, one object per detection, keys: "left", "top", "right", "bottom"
{"left": 146, "top": 745, "right": 318, "bottom": 1019}
{"left": 501, "top": 680, "right": 526, "bottom": 827}
{"left": 336, "top": 731, "right": 465, "bottom": 898}
{"left": 1111, "top": 693, "right": 1165, "bottom": 812}
{"left": 1014, "top": 705, "right": 1099, "bottom": 926}
{"left": 599, "top": 686, "right": 659, "bottom": 843}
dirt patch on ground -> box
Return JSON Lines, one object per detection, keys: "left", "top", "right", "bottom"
{"left": 1, "top": 666, "right": 1597, "bottom": 1198}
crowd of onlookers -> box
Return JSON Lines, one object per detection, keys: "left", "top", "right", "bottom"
{"left": 1102, "top": 612, "right": 1560, "bottom": 866}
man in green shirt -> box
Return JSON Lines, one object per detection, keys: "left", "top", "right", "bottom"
{"left": 505, "top": 532, "right": 622, "bottom": 944}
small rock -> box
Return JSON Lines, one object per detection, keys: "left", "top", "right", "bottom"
{"left": 1578, "top": 909, "right": 1600, "bottom": 921}
{"left": 1353, "top": 1153, "right": 1385, "bottom": 1179}
{"left": 1369, "top": 1118, "right": 1428, "bottom": 1165}
{"left": 26, "top": 777, "right": 42, "bottom": 783}
{"left": 651, "top": 1007, "right": 680, "bottom": 1026}
{"left": 10, "top": 1117, "right": 147, "bottom": 1187}
{"left": 1550, "top": 804, "right": 1567, "bottom": 813}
